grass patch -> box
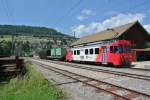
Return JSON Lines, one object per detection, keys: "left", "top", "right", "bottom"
{"left": 0, "top": 62, "right": 65, "bottom": 100}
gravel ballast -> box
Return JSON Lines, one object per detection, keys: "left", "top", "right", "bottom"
{"left": 33, "top": 63, "right": 114, "bottom": 100}
{"left": 30, "top": 58, "right": 150, "bottom": 100}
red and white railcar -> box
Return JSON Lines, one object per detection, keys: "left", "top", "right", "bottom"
{"left": 66, "top": 40, "right": 132, "bottom": 67}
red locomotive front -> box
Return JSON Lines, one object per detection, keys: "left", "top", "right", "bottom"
{"left": 107, "top": 40, "right": 132, "bottom": 66}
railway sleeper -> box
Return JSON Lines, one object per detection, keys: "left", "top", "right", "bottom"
{"left": 32, "top": 60, "right": 150, "bottom": 100}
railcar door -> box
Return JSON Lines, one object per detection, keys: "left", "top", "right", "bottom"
{"left": 80, "top": 49, "right": 85, "bottom": 61}
{"left": 101, "top": 46, "right": 107, "bottom": 64}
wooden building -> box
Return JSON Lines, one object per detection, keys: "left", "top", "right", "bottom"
{"left": 72, "top": 21, "right": 150, "bottom": 61}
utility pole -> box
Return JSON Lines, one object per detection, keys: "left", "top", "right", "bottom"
{"left": 11, "top": 34, "right": 14, "bottom": 56}
{"left": 74, "top": 31, "right": 76, "bottom": 39}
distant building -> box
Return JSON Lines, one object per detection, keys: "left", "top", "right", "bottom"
{"left": 71, "top": 21, "right": 150, "bottom": 61}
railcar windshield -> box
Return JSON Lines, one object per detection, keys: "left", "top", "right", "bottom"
{"left": 124, "top": 45, "right": 131, "bottom": 53}
{"left": 117, "top": 45, "right": 123, "bottom": 53}
{"left": 110, "top": 45, "right": 131, "bottom": 53}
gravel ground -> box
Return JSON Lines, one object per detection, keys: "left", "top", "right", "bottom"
{"left": 132, "top": 61, "right": 150, "bottom": 69}
{"left": 48, "top": 60, "right": 150, "bottom": 77}
{"left": 30, "top": 58, "right": 150, "bottom": 100}
{"left": 32, "top": 63, "right": 114, "bottom": 100}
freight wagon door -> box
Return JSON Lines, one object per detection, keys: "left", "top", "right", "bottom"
{"left": 101, "top": 46, "right": 107, "bottom": 64}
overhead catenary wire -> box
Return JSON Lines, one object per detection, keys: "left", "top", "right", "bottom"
{"left": 54, "top": 0, "right": 83, "bottom": 27}
{"left": 1, "top": 0, "right": 15, "bottom": 55}
{"left": 120, "top": 0, "right": 150, "bottom": 14}
{"left": 78, "top": 0, "right": 150, "bottom": 37}
{"left": 100, "top": 0, "right": 150, "bottom": 22}
{"left": 55, "top": 0, "right": 150, "bottom": 38}
{"left": 1, "top": 0, "right": 10, "bottom": 22}
{"left": 1, "top": 0, "right": 14, "bottom": 24}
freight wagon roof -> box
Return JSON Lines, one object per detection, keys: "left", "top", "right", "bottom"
{"left": 71, "top": 21, "right": 149, "bottom": 46}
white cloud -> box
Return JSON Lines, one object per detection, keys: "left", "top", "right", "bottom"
{"left": 72, "top": 25, "right": 86, "bottom": 34}
{"left": 144, "top": 24, "right": 150, "bottom": 33}
{"left": 81, "top": 9, "right": 95, "bottom": 15}
{"left": 76, "top": 15, "right": 87, "bottom": 21}
{"left": 147, "top": 10, "right": 150, "bottom": 13}
{"left": 104, "top": 11, "right": 119, "bottom": 15}
{"left": 76, "top": 9, "right": 95, "bottom": 21}
{"left": 73, "top": 13, "right": 146, "bottom": 37}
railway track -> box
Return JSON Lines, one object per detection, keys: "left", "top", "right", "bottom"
{"left": 34, "top": 58, "right": 150, "bottom": 81}
{"left": 129, "top": 67, "right": 150, "bottom": 72}
{"left": 32, "top": 60, "right": 150, "bottom": 100}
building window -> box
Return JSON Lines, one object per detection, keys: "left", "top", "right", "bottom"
{"left": 74, "top": 50, "right": 76, "bottom": 55}
{"left": 95, "top": 48, "right": 99, "bottom": 54}
{"left": 90, "top": 49, "right": 93, "bottom": 54}
{"left": 85, "top": 49, "right": 88, "bottom": 55}
{"left": 77, "top": 50, "right": 80, "bottom": 55}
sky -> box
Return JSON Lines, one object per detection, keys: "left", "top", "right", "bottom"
{"left": 0, "top": 0, "right": 150, "bottom": 37}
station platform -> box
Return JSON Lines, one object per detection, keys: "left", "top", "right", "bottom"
{"left": 132, "top": 61, "right": 150, "bottom": 70}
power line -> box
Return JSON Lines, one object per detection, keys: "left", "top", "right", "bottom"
{"left": 1, "top": 0, "right": 10, "bottom": 22}
{"left": 70, "top": 1, "right": 150, "bottom": 37}
{"left": 54, "top": 0, "right": 83, "bottom": 26}
{"left": 1, "top": 0, "right": 15, "bottom": 55}
{"left": 100, "top": 0, "right": 150, "bottom": 22}
{"left": 61, "top": 0, "right": 150, "bottom": 30}
{"left": 119, "top": 0, "right": 150, "bottom": 14}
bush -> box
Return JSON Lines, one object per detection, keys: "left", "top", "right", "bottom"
{"left": 0, "top": 62, "right": 65, "bottom": 100}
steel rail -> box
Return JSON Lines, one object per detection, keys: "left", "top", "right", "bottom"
{"left": 32, "top": 60, "right": 150, "bottom": 100}
{"left": 43, "top": 59, "right": 150, "bottom": 81}
{"left": 34, "top": 62, "right": 129, "bottom": 100}
{"left": 129, "top": 67, "right": 150, "bottom": 72}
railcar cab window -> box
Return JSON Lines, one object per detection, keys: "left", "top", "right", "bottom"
{"left": 85, "top": 49, "right": 88, "bottom": 55}
{"left": 95, "top": 48, "right": 99, "bottom": 54}
{"left": 114, "top": 46, "right": 119, "bottom": 53}
{"left": 74, "top": 50, "right": 76, "bottom": 55}
{"left": 127, "top": 46, "right": 131, "bottom": 53}
{"left": 110, "top": 46, "right": 113, "bottom": 53}
{"left": 124, "top": 45, "right": 131, "bottom": 53}
{"left": 90, "top": 48, "right": 93, "bottom": 54}
{"left": 77, "top": 50, "right": 80, "bottom": 55}
{"left": 110, "top": 45, "right": 124, "bottom": 53}
{"left": 118, "top": 45, "right": 123, "bottom": 53}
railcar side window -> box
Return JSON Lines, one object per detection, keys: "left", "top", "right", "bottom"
{"left": 77, "top": 50, "right": 80, "bottom": 55}
{"left": 95, "top": 48, "right": 99, "bottom": 54}
{"left": 110, "top": 46, "right": 113, "bottom": 53}
{"left": 74, "top": 50, "right": 76, "bottom": 55}
{"left": 114, "top": 46, "right": 118, "bottom": 53}
{"left": 85, "top": 49, "right": 88, "bottom": 55}
{"left": 90, "top": 49, "right": 93, "bottom": 54}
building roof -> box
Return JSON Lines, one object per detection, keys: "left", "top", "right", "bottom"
{"left": 71, "top": 21, "right": 148, "bottom": 46}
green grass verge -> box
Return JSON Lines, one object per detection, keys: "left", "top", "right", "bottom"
{"left": 0, "top": 62, "right": 66, "bottom": 100}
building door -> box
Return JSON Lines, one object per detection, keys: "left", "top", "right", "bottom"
{"left": 102, "top": 46, "right": 107, "bottom": 64}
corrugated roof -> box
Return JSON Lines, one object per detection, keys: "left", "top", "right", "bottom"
{"left": 71, "top": 21, "right": 138, "bottom": 46}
